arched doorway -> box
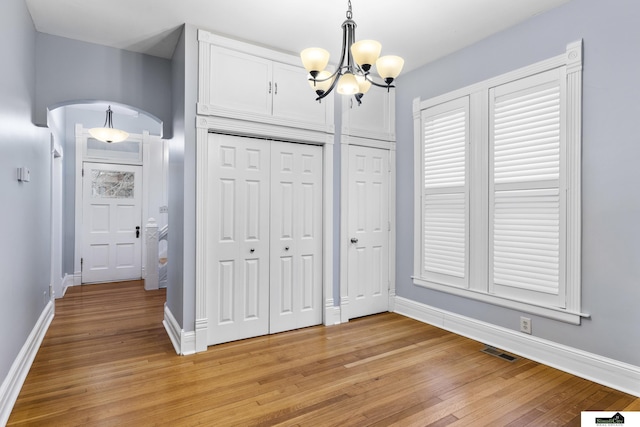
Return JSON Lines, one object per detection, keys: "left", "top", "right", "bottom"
{"left": 47, "top": 101, "right": 166, "bottom": 297}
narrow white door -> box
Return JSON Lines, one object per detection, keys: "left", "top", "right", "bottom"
{"left": 207, "top": 134, "right": 271, "bottom": 345}
{"left": 82, "top": 163, "right": 142, "bottom": 283}
{"left": 347, "top": 145, "right": 390, "bottom": 319}
{"left": 270, "top": 141, "right": 323, "bottom": 333}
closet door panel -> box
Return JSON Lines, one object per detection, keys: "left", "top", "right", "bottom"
{"left": 270, "top": 142, "right": 323, "bottom": 333}
{"left": 207, "top": 134, "right": 271, "bottom": 345}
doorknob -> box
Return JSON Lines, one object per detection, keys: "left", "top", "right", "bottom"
{"left": 350, "top": 237, "right": 358, "bottom": 244}
{"left": 285, "top": 246, "right": 290, "bottom": 251}
{"left": 250, "top": 248, "right": 255, "bottom": 253}
{"left": 136, "top": 226, "right": 140, "bottom": 238}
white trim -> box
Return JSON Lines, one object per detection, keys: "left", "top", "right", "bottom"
{"left": 322, "top": 142, "right": 335, "bottom": 327}
{"left": 61, "top": 273, "right": 76, "bottom": 297}
{"left": 162, "top": 303, "right": 196, "bottom": 356}
{"left": 194, "top": 125, "right": 209, "bottom": 353}
{"left": 0, "top": 301, "right": 54, "bottom": 426}
{"left": 196, "top": 115, "right": 332, "bottom": 145}
{"left": 393, "top": 296, "right": 640, "bottom": 398}
{"left": 412, "top": 276, "right": 587, "bottom": 324}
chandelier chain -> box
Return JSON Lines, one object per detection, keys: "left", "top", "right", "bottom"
{"left": 346, "top": 0, "right": 353, "bottom": 19}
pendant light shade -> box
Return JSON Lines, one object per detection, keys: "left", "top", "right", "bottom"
{"left": 337, "top": 72, "right": 359, "bottom": 95}
{"left": 89, "top": 106, "right": 129, "bottom": 143}
{"left": 355, "top": 74, "right": 372, "bottom": 94}
{"left": 300, "top": 48, "right": 330, "bottom": 78}
{"left": 350, "top": 40, "right": 382, "bottom": 72}
{"left": 375, "top": 55, "right": 405, "bottom": 84}
{"left": 308, "top": 70, "right": 335, "bottom": 96}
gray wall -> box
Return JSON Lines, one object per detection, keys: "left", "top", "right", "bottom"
{"left": 395, "top": 0, "right": 640, "bottom": 366}
{"left": 167, "top": 25, "right": 199, "bottom": 330}
{"left": 0, "top": 0, "right": 52, "bottom": 386}
{"left": 35, "top": 34, "right": 173, "bottom": 138}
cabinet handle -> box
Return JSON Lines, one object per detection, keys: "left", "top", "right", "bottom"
{"left": 268, "top": 82, "right": 272, "bottom": 94}
{"left": 274, "top": 83, "right": 278, "bottom": 95}
{"left": 350, "top": 98, "right": 353, "bottom": 109}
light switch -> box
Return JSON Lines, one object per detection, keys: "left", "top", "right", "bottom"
{"left": 17, "top": 167, "right": 30, "bottom": 182}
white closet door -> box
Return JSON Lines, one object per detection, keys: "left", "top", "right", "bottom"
{"left": 347, "top": 145, "right": 390, "bottom": 319}
{"left": 207, "top": 134, "right": 271, "bottom": 345}
{"left": 270, "top": 141, "right": 323, "bottom": 333}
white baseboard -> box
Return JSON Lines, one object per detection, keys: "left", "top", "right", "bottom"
{"left": 0, "top": 301, "right": 54, "bottom": 426}
{"left": 163, "top": 304, "right": 196, "bottom": 356}
{"left": 393, "top": 296, "right": 640, "bottom": 398}
{"left": 61, "top": 274, "right": 76, "bottom": 297}
{"left": 325, "top": 305, "right": 342, "bottom": 326}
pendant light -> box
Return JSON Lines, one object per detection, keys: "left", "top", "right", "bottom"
{"left": 89, "top": 106, "right": 129, "bottom": 143}
{"left": 301, "top": 0, "right": 404, "bottom": 105}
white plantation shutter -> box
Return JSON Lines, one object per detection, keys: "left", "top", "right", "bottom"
{"left": 489, "top": 69, "right": 566, "bottom": 308}
{"left": 421, "top": 97, "right": 469, "bottom": 288}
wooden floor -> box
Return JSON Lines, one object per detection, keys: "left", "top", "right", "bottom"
{"left": 8, "top": 281, "right": 639, "bottom": 426}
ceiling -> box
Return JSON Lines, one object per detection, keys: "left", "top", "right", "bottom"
{"left": 25, "top": 0, "right": 572, "bottom": 73}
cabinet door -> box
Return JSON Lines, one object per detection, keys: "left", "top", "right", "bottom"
{"left": 204, "top": 46, "right": 273, "bottom": 116}
{"left": 206, "top": 134, "right": 271, "bottom": 345}
{"left": 343, "top": 88, "right": 393, "bottom": 141}
{"left": 272, "top": 62, "right": 328, "bottom": 126}
{"left": 270, "top": 141, "right": 323, "bottom": 333}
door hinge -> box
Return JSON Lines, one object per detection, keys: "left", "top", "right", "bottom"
{"left": 81, "top": 258, "right": 83, "bottom": 271}
{"left": 82, "top": 168, "right": 84, "bottom": 177}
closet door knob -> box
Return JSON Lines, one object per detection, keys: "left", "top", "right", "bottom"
{"left": 285, "top": 246, "right": 290, "bottom": 251}
{"left": 250, "top": 248, "right": 255, "bottom": 253}
{"left": 350, "top": 237, "right": 358, "bottom": 244}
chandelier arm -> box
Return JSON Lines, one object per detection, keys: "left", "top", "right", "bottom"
{"left": 364, "top": 73, "right": 395, "bottom": 89}
{"left": 315, "top": 72, "right": 341, "bottom": 101}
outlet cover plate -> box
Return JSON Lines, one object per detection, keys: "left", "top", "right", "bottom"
{"left": 520, "top": 316, "right": 532, "bottom": 334}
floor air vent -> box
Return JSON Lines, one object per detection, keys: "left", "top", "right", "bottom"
{"left": 481, "top": 346, "right": 517, "bottom": 362}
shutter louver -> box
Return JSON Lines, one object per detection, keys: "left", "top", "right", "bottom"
{"left": 422, "top": 100, "right": 468, "bottom": 287}
{"left": 493, "top": 189, "right": 560, "bottom": 294}
{"left": 424, "top": 193, "right": 466, "bottom": 278}
{"left": 490, "top": 71, "right": 564, "bottom": 306}
{"left": 494, "top": 86, "right": 560, "bottom": 184}
{"left": 424, "top": 110, "right": 466, "bottom": 189}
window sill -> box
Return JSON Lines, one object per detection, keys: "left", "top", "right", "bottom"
{"left": 412, "top": 277, "right": 590, "bottom": 325}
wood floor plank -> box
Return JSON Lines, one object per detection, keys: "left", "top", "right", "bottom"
{"left": 8, "top": 281, "right": 639, "bottom": 426}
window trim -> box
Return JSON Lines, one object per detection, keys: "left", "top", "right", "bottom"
{"left": 412, "top": 40, "right": 587, "bottom": 324}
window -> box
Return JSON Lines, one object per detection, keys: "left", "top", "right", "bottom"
{"left": 413, "top": 41, "right": 584, "bottom": 324}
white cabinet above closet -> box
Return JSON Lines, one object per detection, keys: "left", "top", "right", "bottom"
{"left": 198, "top": 30, "right": 334, "bottom": 134}
{"left": 342, "top": 88, "right": 395, "bottom": 142}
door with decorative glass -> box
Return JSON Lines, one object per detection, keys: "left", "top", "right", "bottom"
{"left": 82, "top": 162, "right": 143, "bottom": 283}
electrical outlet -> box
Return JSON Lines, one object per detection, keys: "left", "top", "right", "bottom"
{"left": 520, "top": 316, "right": 532, "bottom": 334}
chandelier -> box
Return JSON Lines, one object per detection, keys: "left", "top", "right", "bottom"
{"left": 89, "top": 105, "right": 129, "bottom": 143}
{"left": 300, "top": 0, "right": 404, "bottom": 105}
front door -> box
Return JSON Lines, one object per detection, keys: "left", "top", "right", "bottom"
{"left": 82, "top": 162, "right": 142, "bottom": 283}
{"left": 347, "top": 145, "right": 390, "bottom": 319}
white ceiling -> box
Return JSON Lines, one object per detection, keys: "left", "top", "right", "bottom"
{"left": 25, "top": 0, "right": 572, "bottom": 73}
